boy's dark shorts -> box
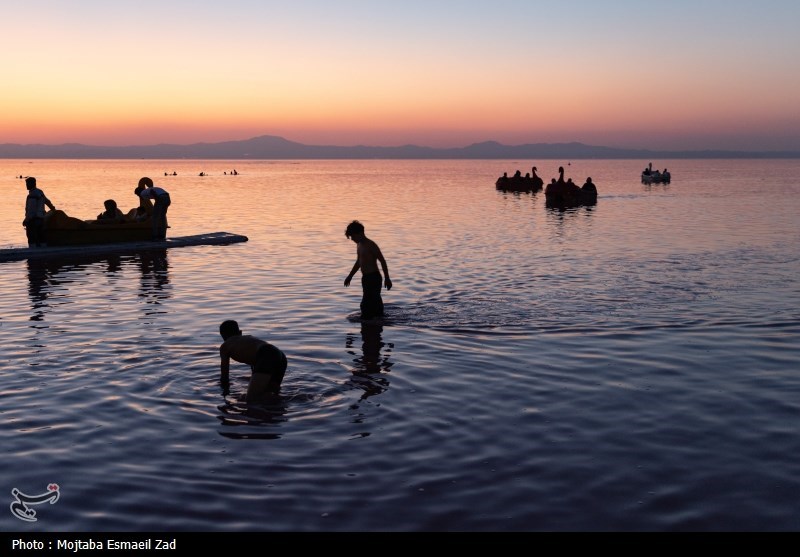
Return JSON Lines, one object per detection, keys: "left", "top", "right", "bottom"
{"left": 253, "top": 343, "right": 287, "bottom": 391}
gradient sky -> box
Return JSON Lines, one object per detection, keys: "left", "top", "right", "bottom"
{"left": 2, "top": 0, "right": 798, "bottom": 151}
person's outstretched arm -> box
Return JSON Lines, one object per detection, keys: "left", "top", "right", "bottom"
{"left": 344, "top": 260, "right": 360, "bottom": 287}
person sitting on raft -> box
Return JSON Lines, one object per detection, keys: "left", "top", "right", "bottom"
{"left": 96, "top": 199, "right": 126, "bottom": 223}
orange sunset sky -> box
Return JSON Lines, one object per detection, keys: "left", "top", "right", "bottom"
{"left": 2, "top": 0, "right": 799, "bottom": 152}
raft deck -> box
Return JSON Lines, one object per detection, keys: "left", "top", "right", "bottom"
{"left": 0, "top": 232, "right": 248, "bottom": 263}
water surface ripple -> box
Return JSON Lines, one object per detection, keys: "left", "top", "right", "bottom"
{"left": 1, "top": 159, "right": 799, "bottom": 531}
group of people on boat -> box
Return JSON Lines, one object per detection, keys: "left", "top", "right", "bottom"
{"left": 496, "top": 167, "right": 545, "bottom": 190}
{"left": 544, "top": 166, "right": 597, "bottom": 207}
{"left": 641, "top": 163, "right": 671, "bottom": 183}
{"left": 21, "top": 176, "right": 172, "bottom": 247}
{"left": 495, "top": 164, "right": 597, "bottom": 207}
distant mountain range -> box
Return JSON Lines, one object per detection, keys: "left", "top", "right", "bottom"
{"left": 1, "top": 135, "right": 798, "bottom": 159}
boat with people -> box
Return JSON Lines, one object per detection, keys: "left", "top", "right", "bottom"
{"left": 496, "top": 166, "right": 544, "bottom": 192}
{"left": 641, "top": 162, "right": 671, "bottom": 184}
{"left": 6, "top": 175, "right": 248, "bottom": 263}
{"left": 43, "top": 209, "right": 153, "bottom": 245}
{"left": 544, "top": 167, "right": 598, "bottom": 208}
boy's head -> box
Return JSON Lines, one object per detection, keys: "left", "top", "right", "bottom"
{"left": 219, "top": 320, "right": 242, "bottom": 340}
{"left": 345, "top": 220, "right": 365, "bottom": 241}
{"left": 25, "top": 177, "right": 36, "bottom": 190}
{"left": 104, "top": 199, "right": 117, "bottom": 211}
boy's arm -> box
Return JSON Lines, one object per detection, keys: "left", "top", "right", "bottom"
{"left": 43, "top": 194, "right": 55, "bottom": 211}
{"left": 220, "top": 347, "right": 231, "bottom": 379}
{"left": 344, "top": 259, "right": 360, "bottom": 287}
{"left": 375, "top": 245, "right": 392, "bottom": 290}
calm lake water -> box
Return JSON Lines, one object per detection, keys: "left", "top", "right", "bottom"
{"left": 1, "top": 159, "right": 799, "bottom": 532}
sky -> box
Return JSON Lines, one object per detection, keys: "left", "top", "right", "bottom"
{"left": 1, "top": 0, "right": 799, "bottom": 151}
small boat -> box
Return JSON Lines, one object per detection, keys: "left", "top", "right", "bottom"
{"left": 544, "top": 167, "right": 597, "bottom": 208}
{"left": 0, "top": 208, "right": 248, "bottom": 263}
{"left": 545, "top": 188, "right": 597, "bottom": 208}
{"left": 1, "top": 229, "right": 248, "bottom": 263}
{"left": 641, "top": 171, "right": 671, "bottom": 184}
{"left": 43, "top": 210, "right": 153, "bottom": 245}
{"left": 496, "top": 167, "right": 544, "bottom": 192}
{"left": 641, "top": 163, "right": 671, "bottom": 184}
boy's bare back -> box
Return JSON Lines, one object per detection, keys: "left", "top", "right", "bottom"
{"left": 220, "top": 334, "right": 266, "bottom": 366}
{"left": 357, "top": 238, "right": 383, "bottom": 275}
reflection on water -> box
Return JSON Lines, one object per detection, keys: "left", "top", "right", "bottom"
{"left": 345, "top": 322, "right": 394, "bottom": 402}
{"left": 2, "top": 159, "right": 799, "bottom": 530}
{"left": 25, "top": 250, "right": 171, "bottom": 325}
{"left": 26, "top": 259, "right": 56, "bottom": 324}
{"left": 216, "top": 398, "right": 289, "bottom": 441}
{"left": 137, "top": 249, "right": 171, "bottom": 316}
{"left": 544, "top": 203, "right": 596, "bottom": 218}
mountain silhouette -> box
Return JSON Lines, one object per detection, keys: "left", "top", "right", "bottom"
{"left": 0, "top": 135, "right": 797, "bottom": 159}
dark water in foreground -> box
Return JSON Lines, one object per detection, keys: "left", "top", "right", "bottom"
{"left": 1, "top": 159, "right": 799, "bottom": 531}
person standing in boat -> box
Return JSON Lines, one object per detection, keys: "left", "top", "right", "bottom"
{"left": 22, "top": 177, "right": 56, "bottom": 247}
{"left": 137, "top": 177, "right": 171, "bottom": 240}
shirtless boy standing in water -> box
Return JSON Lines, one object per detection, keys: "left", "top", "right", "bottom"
{"left": 219, "top": 320, "right": 287, "bottom": 402}
{"left": 344, "top": 220, "right": 392, "bottom": 320}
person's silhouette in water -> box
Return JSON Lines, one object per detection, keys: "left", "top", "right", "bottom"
{"left": 219, "top": 320, "right": 287, "bottom": 403}
{"left": 344, "top": 220, "right": 392, "bottom": 320}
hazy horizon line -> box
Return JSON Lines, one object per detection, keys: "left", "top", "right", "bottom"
{"left": 1, "top": 134, "right": 799, "bottom": 159}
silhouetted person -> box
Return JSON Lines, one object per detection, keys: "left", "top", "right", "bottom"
{"left": 96, "top": 199, "right": 125, "bottom": 222}
{"left": 23, "top": 177, "right": 55, "bottom": 247}
{"left": 581, "top": 177, "right": 597, "bottom": 194}
{"left": 132, "top": 178, "right": 155, "bottom": 222}
{"left": 566, "top": 177, "right": 581, "bottom": 194}
{"left": 344, "top": 220, "right": 392, "bottom": 320}
{"left": 219, "top": 320, "right": 287, "bottom": 402}
{"left": 137, "top": 177, "right": 171, "bottom": 240}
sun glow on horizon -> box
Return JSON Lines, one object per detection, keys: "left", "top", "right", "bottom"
{"left": 1, "top": 1, "right": 799, "bottom": 151}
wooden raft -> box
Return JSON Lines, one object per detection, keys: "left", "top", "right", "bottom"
{"left": 0, "top": 232, "right": 248, "bottom": 263}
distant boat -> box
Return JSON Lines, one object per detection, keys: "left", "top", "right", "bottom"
{"left": 641, "top": 163, "right": 671, "bottom": 184}
{"left": 496, "top": 167, "right": 544, "bottom": 192}
{"left": 545, "top": 187, "right": 597, "bottom": 209}
{"left": 641, "top": 170, "right": 671, "bottom": 184}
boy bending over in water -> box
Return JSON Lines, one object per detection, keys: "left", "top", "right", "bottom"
{"left": 344, "top": 220, "right": 392, "bottom": 320}
{"left": 219, "top": 320, "right": 287, "bottom": 402}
